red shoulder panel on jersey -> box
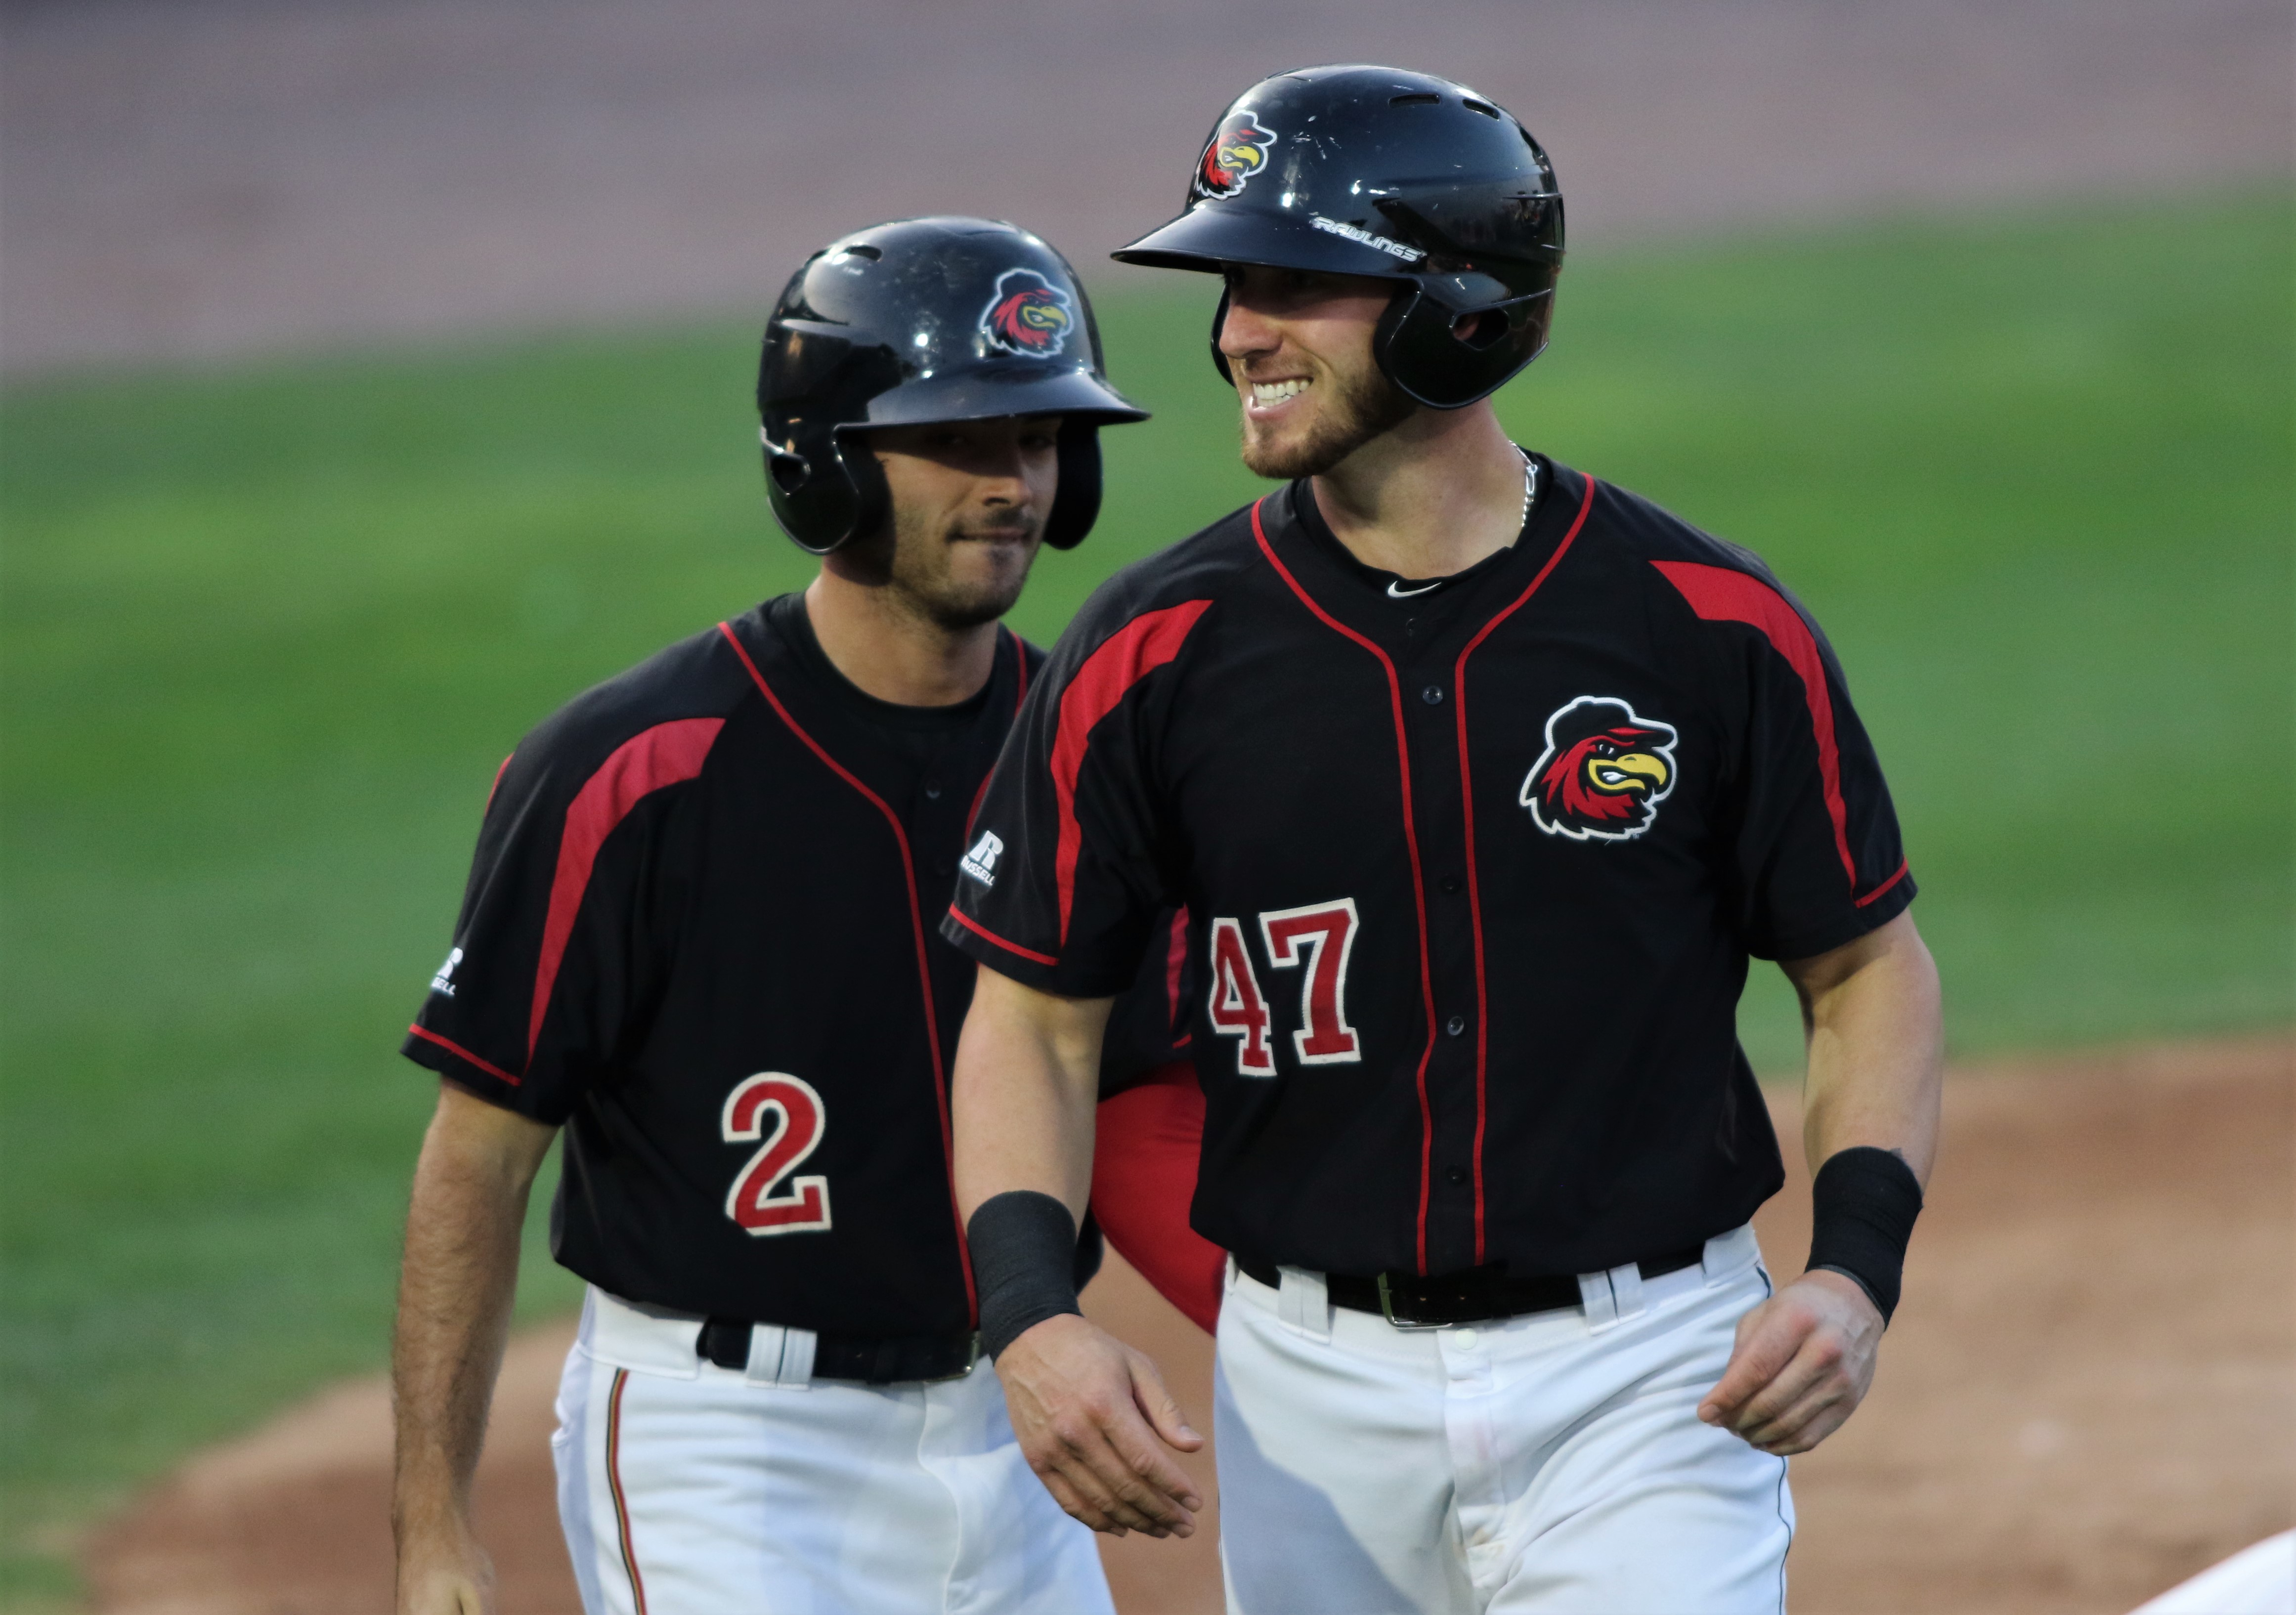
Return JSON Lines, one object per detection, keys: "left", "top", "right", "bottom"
{"left": 1650, "top": 559, "right": 1862, "bottom": 892}
{"left": 530, "top": 717, "right": 725, "bottom": 1060}
{"left": 1051, "top": 599, "right": 1214, "bottom": 945}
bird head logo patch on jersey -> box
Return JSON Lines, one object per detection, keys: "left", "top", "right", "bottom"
{"left": 980, "top": 269, "right": 1074, "bottom": 357}
{"left": 1521, "top": 696, "right": 1680, "bottom": 842}
{"left": 1195, "top": 110, "right": 1276, "bottom": 198}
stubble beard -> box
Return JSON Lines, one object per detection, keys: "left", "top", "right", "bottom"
{"left": 874, "top": 508, "right": 1040, "bottom": 632}
{"left": 1239, "top": 358, "right": 1418, "bottom": 480}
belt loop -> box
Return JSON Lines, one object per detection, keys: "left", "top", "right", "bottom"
{"left": 1276, "top": 1266, "right": 1331, "bottom": 1343}
{"left": 1607, "top": 1261, "right": 1646, "bottom": 1323}
{"left": 745, "top": 1322, "right": 816, "bottom": 1389}
{"left": 1577, "top": 1268, "right": 1619, "bottom": 1332}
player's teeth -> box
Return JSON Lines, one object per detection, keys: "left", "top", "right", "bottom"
{"left": 1252, "top": 379, "right": 1309, "bottom": 404}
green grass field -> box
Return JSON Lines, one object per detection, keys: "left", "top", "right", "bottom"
{"left": 2, "top": 192, "right": 2289, "bottom": 1600}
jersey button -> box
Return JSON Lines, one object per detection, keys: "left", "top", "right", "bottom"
{"left": 1445, "top": 1014, "right": 1467, "bottom": 1036}
{"left": 1421, "top": 683, "right": 1444, "bottom": 705}
{"left": 1444, "top": 1165, "right": 1469, "bottom": 1187}
{"left": 1440, "top": 875, "right": 1462, "bottom": 895}
{"left": 924, "top": 783, "right": 943, "bottom": 800}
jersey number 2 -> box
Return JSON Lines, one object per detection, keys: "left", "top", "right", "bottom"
{"left": 1208, "top": 899, "right": 1361, "bottom": 1076}
{"left": 721, "top": 1072, "right": 832, "bottom": 1235}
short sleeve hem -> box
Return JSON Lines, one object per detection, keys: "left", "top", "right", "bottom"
{"left": 1746, "top": 872, "right": 1917, "bottom": 964}
{"left": 401, "top": 1025, "right": 572, "bottom": 1123}
{"left": 939, "top": 910, "right": 1137, "bottom": 1000}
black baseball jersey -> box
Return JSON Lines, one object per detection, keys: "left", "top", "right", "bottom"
{"left": 404, "top": 594, "right": 1186, "bottom": 1335}
{"left": 945, "top": 459, "right": 1915, "bottom": 1281}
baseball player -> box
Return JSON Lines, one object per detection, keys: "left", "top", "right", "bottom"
{"left": 943, "top": 67, "right": 1943, "bottom": 1612}
{"left": 389, "top": 216, "right": 1217, "bottom": 1615}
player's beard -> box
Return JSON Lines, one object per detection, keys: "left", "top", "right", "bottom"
{"left": 849, "top": 506, "right": 1042, "bottom": 632}
{"left": 1239, "top": 356, "right": 1418, "bottom": 480}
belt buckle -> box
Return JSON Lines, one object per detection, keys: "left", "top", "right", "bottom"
{"left": 1375, "top": 1273, "right": 1444, "bottom": 1331}
{"left": 923, "top": 1333, "right": 982, "bottom": 1383}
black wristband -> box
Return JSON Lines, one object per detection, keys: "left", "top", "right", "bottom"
{"left": 968, "top": 1190, "right": 1084, "bottom": 1360}
{"left": 1805, "top": 1147, "right": 1924, "bottom": 1325}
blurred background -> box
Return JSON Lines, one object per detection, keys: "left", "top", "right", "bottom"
{"left": 1, "top": 1, "right": 2289, "bottom": 1611}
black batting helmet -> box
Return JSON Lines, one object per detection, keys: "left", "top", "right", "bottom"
{"left": 1113, "top": 65, "right": 1565, "bottom": 410}
{"left": 758, "top": 217, "right": 1147, "bottom": 555}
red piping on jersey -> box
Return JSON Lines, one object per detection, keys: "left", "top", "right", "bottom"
{"left": 1451, "top": 470, "right": 1599, "bottom": 1263}
{"left": 1050, "top": 599, "right": 1214, "bottom": 946}
{"left": 717, "top": 621, "right": 978, "bottom": 1319}
{"left": 485, "top": 753, "right": 512, "bottom": 812}
{"left": 605, "top": 1368, "right": 649, "bottom": 1615}
{"left": 945, "top": 904, "right": 1060, "bottom": 967}
{"left": 1855, "top": 857, "right": 1911, "bottom": 908}
{"left": 1165, "top": 907, "right": 1190, "bottom": 1039}
{"left": 1251, "top": 498, "right": 1442, "bottom": 1275}
{"left": 406, "top": 1023, "right": 523, "bottom": 1087}
{"left": 529, "top": 717, "right": 725, "bottom": 1062}
{"left": 1650, "top": 560, "right": 1863, "bottom": 893}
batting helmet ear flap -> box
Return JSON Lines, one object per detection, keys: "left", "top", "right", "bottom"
{"left": 761, "top": 425, "right": 891, "bottom": 556}
{"left": 1041, "top": 418, "right": 1104, "bottom": 551}
{"left": 1372, "top": 281, "right": 1557, "bottom": 411}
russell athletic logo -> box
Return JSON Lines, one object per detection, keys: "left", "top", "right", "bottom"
{"left": 1195, "top": 110, "right": 1276, "bottom": 198}
{"left": 959, "top": 831, "right": 1004, "bottom": 886}
{"left": 429, "top": 946, "right": 463, "bottom": 997}
{"left": 1522, "top": 696, "right": 1680, "bottom": 842}
{"left": 979, "top": 269, "right": 1074, "bottom": 357}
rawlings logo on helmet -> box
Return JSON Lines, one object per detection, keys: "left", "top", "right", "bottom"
{"left": 1521, "top": 696, "right": 1680, "bottom": 842}
{"left": 1195, "top": 110, "right": 1276, "bottom": 198}
{"left": 979, "top": 268, "right": 1075, "bottom": 357}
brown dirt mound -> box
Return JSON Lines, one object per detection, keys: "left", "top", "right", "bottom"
{"left": 86, "top": 1037, "right": 2294, "bottom": 1614}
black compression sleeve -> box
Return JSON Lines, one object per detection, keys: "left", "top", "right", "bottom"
{"left": 969, "top": 1190, "right": 1085, "bottom": 1360}
{"left": 1805, "top": 1146, "right": 1924, "bottom": 1325}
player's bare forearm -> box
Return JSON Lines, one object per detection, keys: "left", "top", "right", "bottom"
{"left": 390, "top": 1080, "right": 555, "bottom": 1615}
{"left": 951, "top": 966, "right": 1110, "bottom": 1222}
{"left": 1701, "top": 912, "right": 1942, "bottom": 1455}
{"left": 1788, "top": 910, "right": 1943, "bottom": 1184}
{"left": 952, "top": 968, "right": 1202, "bottom": 1536}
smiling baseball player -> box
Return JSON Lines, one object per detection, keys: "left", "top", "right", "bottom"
{"left": 943, "top": 67, "right": 1944, "bottom": 1612}
{"left": 387, "top": 217, "right": 1218, "bottom": 1615}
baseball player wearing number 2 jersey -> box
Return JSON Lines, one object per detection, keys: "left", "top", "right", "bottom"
{"left": 389, "top": 218, "right": 1222, "bottom": 1615}
{"left": 947, "top": 68, "right": 1945, "bottom": 1613}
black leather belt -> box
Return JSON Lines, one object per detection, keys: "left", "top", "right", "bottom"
{"left": 696, "top": 1318, "right": 980, "bottom": 1384}
{"left": 1234, "top": 1245, "right": 1708, "bottom": 1328}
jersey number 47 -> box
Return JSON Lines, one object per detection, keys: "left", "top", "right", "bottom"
{"left": 1207, "top": 898, "right": 1362, "bottom": 1077}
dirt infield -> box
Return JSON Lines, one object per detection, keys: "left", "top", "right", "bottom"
{"left": 87, "top": 1037, "right": 2293, "bottom": 1614}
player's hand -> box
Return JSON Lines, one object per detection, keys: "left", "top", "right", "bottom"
{"left": 394, "top": 1530, "right": 497, "bottom": 1615}
{"left": 1697, "top": 1268, "right": 1882, "bottom": 1455}
{"left": 995, "top": 1313, "right": 1206, "bottom": 1538}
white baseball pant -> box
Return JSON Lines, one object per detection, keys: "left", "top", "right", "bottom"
{"left": 552, "top": 1286, "right": 1115, "bottom": 1615}
{"left": 1214, "top": 1223, "right": 1794, "bottom": 1615}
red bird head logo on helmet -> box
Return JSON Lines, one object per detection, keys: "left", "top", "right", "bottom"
{"left": 1521, "top": 696, "right": 1681, "bottom": 842}
{"left": 979, "top": 268, "right": 1075, "bottom": 357}
{"left": 1195, "top": 110, "right": 1276, "bottom": 198}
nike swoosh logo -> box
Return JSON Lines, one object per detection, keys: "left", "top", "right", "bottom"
{"left": 1386, "top": 579, "right": 1443, "bottom": 598}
